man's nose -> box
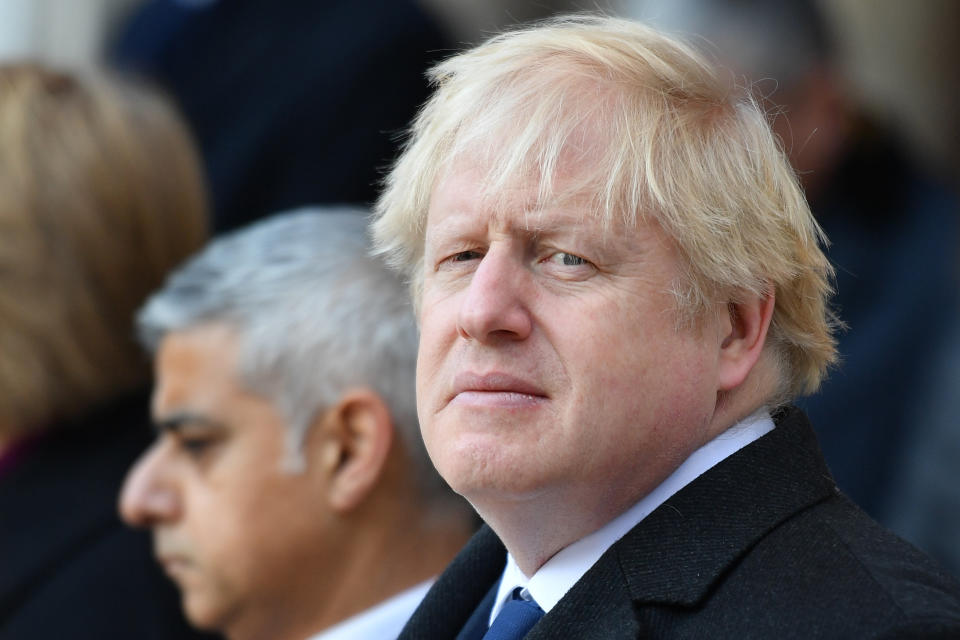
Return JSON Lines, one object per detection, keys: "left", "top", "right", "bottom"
{"left": 456, "top": 247, "right": 533, "bottom": 343}
{"left": 118, "top": 443, "right": 180, "bottom": 528}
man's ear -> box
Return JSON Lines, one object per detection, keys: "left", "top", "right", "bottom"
{"left": 312, "top": 390, "right": 394, "bottom": 513}
{"left": 717, "top": 289, "right": 776, "bottom": 392}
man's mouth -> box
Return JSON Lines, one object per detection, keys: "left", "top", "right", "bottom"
{"left": 155, "top": 538, "right": 195, "bottom": 579}
{"left": 449, "top": 372, "right": 548, "bottom": 408}
{"left": 157, "top": 555, "right": 193, "bottom": 581}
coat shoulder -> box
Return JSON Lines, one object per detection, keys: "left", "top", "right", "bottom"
{"left": 641, "top": 492, "right": 960, "bottom": 638}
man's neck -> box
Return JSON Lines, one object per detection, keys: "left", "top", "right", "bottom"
{"left": 305, "top": 580, "right": 434, "bottom": 640}
{"left": 489, "top": 408, "right": 775, "bottom": 622}
{"left": 222, "top": 517, "right": 472, "bottom": 640}
{"left": 304, "top": 505, "right": 474, "bottom": 636}
{"left": 479, "top": 397, "right": 773, "bottom": 576}
{"left": 474, "top": 461, "right": 680, "bottom": 576}
{"left": 223, "top": 502, "right": 473, "bottom": 640}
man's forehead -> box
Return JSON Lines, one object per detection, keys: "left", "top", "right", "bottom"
{"left": 152, "top": 325, "right": 243, "bottom": 418}
{"left": 426, "top": 163, "right": 644, "bottom": 243}
{"left": 156, "top": 324, "right": 239, "bottom": 374}
{"left": 427, "top": 203, "right": 605, "bottom": 239}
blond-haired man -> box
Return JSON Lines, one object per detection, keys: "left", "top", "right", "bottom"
{"left": 372, "top": 15, "right": 960, "bottom": 639}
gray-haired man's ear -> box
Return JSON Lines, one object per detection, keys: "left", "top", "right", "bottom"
{"left": 716, "top": 289, "right": 776, "bottom": 393}
{"left": 313, "top": 390, "right": 395, "bottom": 513}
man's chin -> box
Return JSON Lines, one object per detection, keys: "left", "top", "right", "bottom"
{"left": 432, "top": 433, "right": 549, "bottom": 491}
{"left": 181, "top": 588, "right": 230, "bottom": 633}
{"left": 442, "top": 458, "right": 553, "bottom": 506}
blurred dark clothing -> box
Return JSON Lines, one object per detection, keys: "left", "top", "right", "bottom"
{"left": 886, "top": 314, "right": 960, "bottom": 578}
{"left": 797, "top": 125, "right": 960, "bottom": 523}
{"left": 109, "top": 0, "right": 451, "bottom": 232}
{"left": 0, "top": 393, "right": 218, "bottom": 640}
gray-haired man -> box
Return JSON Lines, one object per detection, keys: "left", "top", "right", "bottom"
{"left": 120, "top": 208, "right": 475, "bottom": 640}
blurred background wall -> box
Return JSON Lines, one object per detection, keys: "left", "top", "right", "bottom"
{"left": 1, "top": 0, "right": 955, "bottom": 180}
{"left": 820, "top": 0, "right": 960, "bottom": 181}
{"left": 0, "top": 0, "right": 138, "bottom": 66}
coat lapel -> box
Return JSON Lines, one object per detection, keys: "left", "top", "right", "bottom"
{"left": 455, "top": 582, "right": 499, "bottom": 640}
{"left": 528, "top": 550, "right": 641, "bottom": 639}
{"left": 399, "top": 524, "right": 507, "bottom": 639}
{"left": 616, "top": 406, "right": 837, "bottom": 607}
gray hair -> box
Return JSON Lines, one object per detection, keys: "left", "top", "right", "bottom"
{"left": 139, "top": 207, "right": 434, "bottom": 493}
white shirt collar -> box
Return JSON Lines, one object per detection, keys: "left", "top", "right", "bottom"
{"left": 307, "top": 579, "right": 433, "bottom": 640}
{"left": 489, "top": 408, "right": 775, "bottom": 625}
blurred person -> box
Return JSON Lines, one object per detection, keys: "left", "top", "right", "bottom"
{"left": 622, "top": 0, "right": 960, "bottom": 563}
{"left": 372, "top": 15, "right": 960, "bottom": 638}
{"left": 108, "top": 0, "right": 452, "bottom": 232}
{"left": 120, "top": 209, "right": 476, "bottom": 640}
{"left": 0, "top": 63, "right": 213, "bottom": 639}
{"left": 886, "top": 320, "right": 960, "bottom": 579}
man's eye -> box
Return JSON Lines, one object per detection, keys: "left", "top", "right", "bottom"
{"left": 451, "top": 250, "right": 483, "bottom": 262}
{"left": 179, "top": 437, "right": 214, "bottom": 457}
{"left": 547, "top": 252, "right": 589, "bottom": 267}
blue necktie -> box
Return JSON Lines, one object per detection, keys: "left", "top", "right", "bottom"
{"left": 482, "top": 587, "right": 545, "bottom": 640}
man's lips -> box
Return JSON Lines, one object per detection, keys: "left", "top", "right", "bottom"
{"left": 155, "top": 539, "right": 195, "bottom": 578}
{"left": 157, "top": 554, "right": 193, "bottom": 580}
{"left": 448, "top": 372, "right": 548, "bottom": 408}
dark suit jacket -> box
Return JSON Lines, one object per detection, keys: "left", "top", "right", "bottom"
{"left": 399, "top": 407, "right": 960, "bottom": 639}
{"left": 0, "top": 393, "right": 218, "bottom": 639}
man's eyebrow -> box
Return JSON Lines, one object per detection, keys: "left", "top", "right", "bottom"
{"left": 153, "top": 412, "right": 226, "bottom": 436}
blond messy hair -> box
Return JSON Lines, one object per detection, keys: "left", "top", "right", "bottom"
{"left": 372, "top": 14, "right": 838, "bottom": 400}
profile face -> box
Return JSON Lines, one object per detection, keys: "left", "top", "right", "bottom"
{"left": 119, "top": 324, "right": 334, "bottom": 637}
{"left": 415, "top": 161, "right": 724, "bottom": 523}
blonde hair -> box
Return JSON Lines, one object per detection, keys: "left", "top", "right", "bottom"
{"left": 373, "top": 14, "right": 837, "bottom": 400}
{"left": 0, "top": 64, "right": 208, "bottom": 433}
